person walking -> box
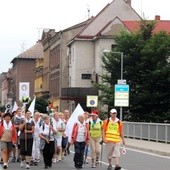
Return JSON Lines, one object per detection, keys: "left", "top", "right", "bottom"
{"left": 39, "top": 115, "right": 57, "bottom": 169}
{"left": 71, "top": 114, "right": 90, "bottom": 169}
{"left": 63, "top": 110, "right": 70, "bottom": 156}
{"left": 52, "top": 111, "right": 65, "bottom": 162}
{"left": 31, "top": 112, "right": 41, "bottom": 166}
{"left": 0, "top": 112, "right": 17, "bottom": 169}
{"left": 11, "top": 107, "right": 25, "bottom": 163}
{"left": 89, "top": 110, "right": 103, "bottom": 168}
{"left": 102, "top": 109, "right": 125, "bottom": 170}
{"left": 19, "top": 111, "right": 35, "bottom": 169}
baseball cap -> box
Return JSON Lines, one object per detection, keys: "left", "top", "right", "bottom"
{"left": 110, "top": 108, "right": 117, "bottom": 114}
{"left": 90, "top": 110, "right": 99, "bottom": 116}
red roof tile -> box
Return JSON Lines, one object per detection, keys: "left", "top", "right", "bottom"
{"left": 123, "top": 20, "right": 170, "bottom": 34}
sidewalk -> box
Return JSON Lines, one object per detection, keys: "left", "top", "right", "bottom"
{"left": 125, "top": 138, "right": 170, "bottom": 157}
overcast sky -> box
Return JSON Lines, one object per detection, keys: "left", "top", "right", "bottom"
{"left": 0, "top": 0, "right": 169, "bottom": 73}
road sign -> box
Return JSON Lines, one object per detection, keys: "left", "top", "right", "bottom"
{"left": 117, "top": 79, "right": 126, "bottom": 84}
{"left": 114, "top": 84, "right": 129, "bottom": 107}
{"left": 86, "top": 95, "right": 98, "bottom": 107}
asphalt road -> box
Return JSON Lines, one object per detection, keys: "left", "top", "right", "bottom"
{"left": 1, "top": 146, "right": 170, "bottom": 170}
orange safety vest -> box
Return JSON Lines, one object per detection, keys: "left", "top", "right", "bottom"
{"left": 104, "top": 120, "right": 122, "bottom": 143}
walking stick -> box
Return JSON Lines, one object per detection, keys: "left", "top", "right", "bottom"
{"left": 25, "top": 121, "right": 27, "bottom": 151}
{"left": 84, "top": 144, "right": 89, "bottom": 166}
{"left": 99, "top": 140, "right": 103, "bottom": 166}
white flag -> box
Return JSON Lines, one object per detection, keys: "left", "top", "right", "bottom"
{"left": 28, "top": 97, "right": 36, "bottom": 117}
{"left": 12, "top": 101, "right": 18, "bottom": 112}
{"left": 65, "top": 103, "right": 84, "bottom": 142}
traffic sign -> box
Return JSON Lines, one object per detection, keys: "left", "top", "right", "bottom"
{"left": 86, "top": 95, "right": 98, "bottom": 107}
{"left": 114, "top": 84, "right": 129, "bottom": 107}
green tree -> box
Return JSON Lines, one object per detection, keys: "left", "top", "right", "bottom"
{"left": 97, "top": 21, "right": 170, "bottom": 122}
{"left": 26, "top": 97, "right": 49, "bottom": 114}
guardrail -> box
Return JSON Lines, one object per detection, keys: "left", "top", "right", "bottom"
{"left": 124, "top": 122, "right": 170, "bottom": 143}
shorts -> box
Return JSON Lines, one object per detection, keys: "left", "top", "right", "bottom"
{"left": 0, "top": 141, "right": 13, "bottom": 151}
{"left": 55, "top": 136, "right": 62, "bottom": 147}
{"left": 105, "top": 142, "right": 121, "bottom": 159}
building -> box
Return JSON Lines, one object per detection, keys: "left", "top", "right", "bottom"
{"left": 41, "top": 20, "right": 91, "bottom": 111}
{"left": 10, "top": 40, "right": 44, "bottom": 106}
{"left": 63, "top": 0, "right": 141, "bottom": 111}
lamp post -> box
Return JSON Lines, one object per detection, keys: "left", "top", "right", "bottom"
{"left": 103, "top": 50, "right": 124, "bottom": 121}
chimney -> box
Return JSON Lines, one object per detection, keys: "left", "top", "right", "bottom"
{"left": 126, "top": 0, "right": 131, "bottom": 6}
{"left": 155, "top": 15, "right": 160, "bottom": 20}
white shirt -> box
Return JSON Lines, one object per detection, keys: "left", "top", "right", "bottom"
{"left": 76, "top": 122, "right": 86, "bottom": 142}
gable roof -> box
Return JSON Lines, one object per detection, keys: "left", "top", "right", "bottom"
{"left": 75, "top": 0, "right": 141, "bottom": 39}
{"left": 11, "top": 40, "right": 44, "bottom": 63}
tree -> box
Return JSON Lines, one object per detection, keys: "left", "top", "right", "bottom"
{"left": 96, "top": 21, "right": 170, "bottom": 122}
{"left": 26, "top": 97, "right": 49, "bottom": 114}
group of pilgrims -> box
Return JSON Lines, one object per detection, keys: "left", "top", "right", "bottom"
{"left": 0, "top": 106, "right": 125, "bottom": 170}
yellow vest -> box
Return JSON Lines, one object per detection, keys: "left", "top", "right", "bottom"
{"left": 105, "top": 121, "right": 121, "bottom": 143}
{"left": 90, "top": 121, "right": 102, "bottom": 138}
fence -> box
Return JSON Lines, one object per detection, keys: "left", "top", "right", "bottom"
{"left": 124, "top": 122, "right": 170, "bottom": 143}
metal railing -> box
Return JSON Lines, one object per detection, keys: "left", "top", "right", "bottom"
{"left": 124, "top": 122, "right": 170, "bottom": 143}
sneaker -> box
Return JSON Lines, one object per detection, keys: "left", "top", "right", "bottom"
{"left": 107, "top": 165, "right": 112, "bottom": 170}
{"left": 20, "top": 161, "right": 25, "bottom": 168}
{"left": 52, "top": 158, "right": 56, "bottom": 163}
{"left": 26, "top": 164, "right": 30, "bottom": 169}
{"left": 91, "top": 163, "right": 96, "bottom": 168}
{"left": 114, "top": 165, "right": 121, "bottom": 170}
{"left": 44, "top": 166, "right": 48, "bottom": 169}
{"left": 12, "top": 157, "right": 16, "bottom": 162}
{"left": 30, "top": 161, "right": 34, "bottom": 166}
{"left": 34, "top": 162, "right": 38, "bottom": 166}
{"left": 17, "top": 158, "right": 21, "bottom": 162}
{"left": 35, "top": 158, "right": 40, "bottom": 163}
{"left": 3, "top": 163, "right": 8, "bottom": 169}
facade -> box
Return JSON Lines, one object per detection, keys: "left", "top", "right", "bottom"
{"left": 41, "top": 29, "right": 56, "bottom": 99}
{"left": 65, "top": 0, "right": 141, "bottom": 111}
{"left": 10, "top": 40, "right": 44, "bottom": 106}
{"left": 34, "top": 58, "right": 44, "bottom": 97}
{"left": 41, "top": 20, "right": 91, "bottom": 111}
{"left": 0, "top": 73, "right": 6, "bottom": 104}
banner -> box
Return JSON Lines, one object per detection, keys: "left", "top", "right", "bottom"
{"left": 65, "top": 103, "right": 84, "bottom": 142}
{"left": 28, "top": 97, "right": 36, "bottom": 117}
{"left": 19, "top": 82, "right": 30, "bottom": 101}
{"left": 12, "top": 101, "right": 18, "bottom": 112}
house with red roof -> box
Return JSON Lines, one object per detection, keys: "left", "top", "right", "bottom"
{"left": 62, "top": 0, "right": 142, "bottom": 110}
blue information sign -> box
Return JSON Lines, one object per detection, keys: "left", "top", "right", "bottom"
{"left": 115, "top": 85, "right": 129, "bottom": 92}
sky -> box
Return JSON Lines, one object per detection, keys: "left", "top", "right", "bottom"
{"left": 0, "top": 0, "right": 170, "bottom": 73}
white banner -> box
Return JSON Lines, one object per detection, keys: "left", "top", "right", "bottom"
{"left": 65, "top": 103, "right": 84, "bottom": 142}
{"left": 19, "top": 82, "right": 30, "bottom": 101}
{"left": 28, "top": 97, "right": 36, "bottom": 117}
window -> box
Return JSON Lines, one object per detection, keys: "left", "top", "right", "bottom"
{"left": 81, "top": 74, "right": 91, "bottom": 79}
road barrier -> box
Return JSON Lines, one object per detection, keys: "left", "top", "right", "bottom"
{"left": 124, "top": 122, "right": 170, "bottom": 143}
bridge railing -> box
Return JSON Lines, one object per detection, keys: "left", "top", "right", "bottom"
{"left": 124, "top": 122, "right": 170, "bottom": 143}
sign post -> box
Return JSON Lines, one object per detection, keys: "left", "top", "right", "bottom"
{"left": 114, "top": 84, "right": 129, "bottom": 121}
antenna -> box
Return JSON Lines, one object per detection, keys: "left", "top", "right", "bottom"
{"left": 87, "top": 4, "right": 90, "bottom": 19}
{"left": 141, "top": 0, "right": 143, "bottom": 19}
{"left": 21, "top": 41, "right": 26, "bottom": 52}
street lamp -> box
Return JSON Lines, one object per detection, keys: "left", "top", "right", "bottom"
{"left": 103, "top": 50, "right": 124, "bottom": 121}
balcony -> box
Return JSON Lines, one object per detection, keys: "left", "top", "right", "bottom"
{"left": 61, "top": 87, "right": 98, "bottom": 100}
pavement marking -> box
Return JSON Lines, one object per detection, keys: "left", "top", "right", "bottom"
{"left": 126, "top": 148, "right": 170, "bottom": 159}
{"left": 70, "top": 150, "right": 127, "bottom": 170}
